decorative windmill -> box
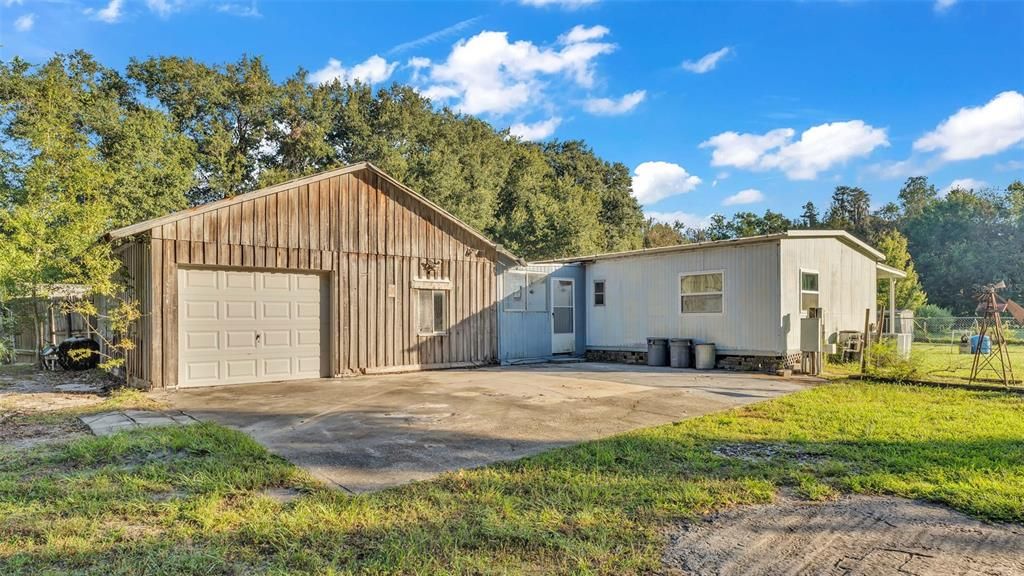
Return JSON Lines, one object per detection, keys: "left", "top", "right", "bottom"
{"left": 969, "top": 281, "right": 1019, "bottom": 386}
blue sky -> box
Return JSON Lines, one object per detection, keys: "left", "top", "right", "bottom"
{"left": 2, "top": 0, "right": 1023, "bottom": 226}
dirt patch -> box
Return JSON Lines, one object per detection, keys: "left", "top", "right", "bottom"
{"left": 0, "top": 366, "right": 118, "bottom": 449}
{"left": 0, "top": 366, "right": 115, "bottom": 413}
{"left": 661, "top": 494, "right": 1024, "bottom": 575}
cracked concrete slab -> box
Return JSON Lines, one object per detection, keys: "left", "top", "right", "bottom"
{"left": 81, "top": 410, "right": 199, "bottom": 436}
{"left": 661, "top": 493, "right": 1024, "bottom": 575}
{"left": 166, "top": 362, "right": 809, "bottom": 492}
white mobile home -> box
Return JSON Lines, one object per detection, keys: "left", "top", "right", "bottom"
{"left": 541, "top": 231, "right": 904, "bottom": 368}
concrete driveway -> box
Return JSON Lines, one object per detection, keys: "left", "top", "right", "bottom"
{"left": 166, "top": 362, "right": 809, "bottom": 492}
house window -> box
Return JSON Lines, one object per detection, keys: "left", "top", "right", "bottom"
{"left": 505, "top": 273, "right": 527, "bottom": 312}
{"left": 594, "top": 280, "right": 606, "bottom": 306}
{"left": 800, "top": 271, "right": 819, "bottom": 314}
{"left": 503, "top": 272, "right": 547, "bottom": 312}
{"left": 416, "top": 289, "right": 448, "bottom": 335}
{"left": 680, "top": 272, "right": 724, "bottom": 314}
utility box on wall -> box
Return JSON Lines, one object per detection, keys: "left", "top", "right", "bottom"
{"left": 800, "top": 317, "right": 823, "bottom": 352}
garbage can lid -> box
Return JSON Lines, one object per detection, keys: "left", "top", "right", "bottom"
{"left": 647, "top": 337, "right": 668, "bottom": 344}
{"left": 669, "top": 338, "right": 692, "bottom": 343}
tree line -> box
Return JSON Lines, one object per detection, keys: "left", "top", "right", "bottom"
{"left": 644, "top": 178, "right": 1024, "bottom": 315}
{"left": 2, "top": 51, "right": 1020, "bottom": 322}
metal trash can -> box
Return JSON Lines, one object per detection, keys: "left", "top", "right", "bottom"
{"left": 669, "top": 338, "right": 692, "bottom": 368}
{"left": 647, "top": 338, "right": 669, "bottom": 366}
{"left": 694, "top": 343, "right": 717, "bottom": 370}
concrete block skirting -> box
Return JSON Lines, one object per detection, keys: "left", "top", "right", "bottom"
{"left": 585, "top": 349, "right": 647, "bottom": 364}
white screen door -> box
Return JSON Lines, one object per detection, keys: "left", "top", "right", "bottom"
{"left": 551, "top": 279, "right": 575, "bottom": 354}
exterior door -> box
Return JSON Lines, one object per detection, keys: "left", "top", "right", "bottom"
{"left": 178, "top": 268, "right": 326, "bottom": 388}
{"left": 551, "top": 278, "right": 575, "bottom": 354}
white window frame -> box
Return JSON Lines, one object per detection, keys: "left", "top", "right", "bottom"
{"left": 799, "top": 268, "right": 820, "bottom": 318}
{"left": 415, "top": 287, "right": 450, "bottom": 336}
{"left": 593, "top": 279, "right": 606, "bottom": 307}
{"left": 678, "top": 270, "right": 725, "bottom": 316}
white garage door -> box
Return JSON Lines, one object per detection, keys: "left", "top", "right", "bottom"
{"left": 178, "top": 268, "right": 327, "bottom": 388}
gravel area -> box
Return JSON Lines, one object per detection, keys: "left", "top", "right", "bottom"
{"left": 661, "top": 493, "right": 1024, "bottom": 575}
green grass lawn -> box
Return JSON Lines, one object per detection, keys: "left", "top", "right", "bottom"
{"left": 827, "top": 342, "right": 1024, "bottom": 386}
{"left": 2, "top": 381, "right": 1022, "bottom": 575}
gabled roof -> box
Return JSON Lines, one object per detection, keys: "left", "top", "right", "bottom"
{"left": 535, "top": 230, "right": 887, "bottom": 264}
{"left": 104, "top": 162, "right": 522, "bottom": 264}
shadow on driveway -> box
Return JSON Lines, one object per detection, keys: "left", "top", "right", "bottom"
{"left": 165, "top": 362, "right": 809, "bottom": 492}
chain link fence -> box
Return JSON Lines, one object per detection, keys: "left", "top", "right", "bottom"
{"left": 902, "top": 317, "right": 1023, "bottom": 386}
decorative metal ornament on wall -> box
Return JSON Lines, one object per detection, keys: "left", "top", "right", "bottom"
{"left": 419, "top": 258, "right": 443, "bottom": 275}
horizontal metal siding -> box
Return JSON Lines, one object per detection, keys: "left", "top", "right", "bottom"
{"left": 780, "top": 238, "right": 878, "bottom": 353}
{"left": 586, "top": 242, "right": 782, "bottom": 354}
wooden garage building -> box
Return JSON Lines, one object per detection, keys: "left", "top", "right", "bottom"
{"left": 106, "top": 163, "right": 515, "bottom": 388}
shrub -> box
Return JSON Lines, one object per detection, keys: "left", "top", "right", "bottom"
{"left": 866, "top": 340, "right": 921, "bottom": 383}
{"left": 915, "top": 303, "right": 952, "bottom": 319}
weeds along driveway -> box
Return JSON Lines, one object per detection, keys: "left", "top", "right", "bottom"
{"left": 164, "top": 363, "right": 809, "bottom": 492}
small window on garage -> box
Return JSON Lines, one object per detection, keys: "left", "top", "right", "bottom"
{"left": 680, "top": 271, "right": 724, "bottom": 314}
{"left": 594, "top": 280, "right": 606, "bottom": 306}
{"left": 505, "top": 273, "right": 527, "bottom": 311}
{"left": 416, "top": 289, "right": 448, "bottom": 335}
{"left": 800, "top": 270, "right": 819, "bottom": 315}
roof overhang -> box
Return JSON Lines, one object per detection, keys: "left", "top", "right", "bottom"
{"left": 877, "top": 262, "right": 907, "bottom": 280}
{"left": 535, "top": 229, "right": 887, "bottom": 265}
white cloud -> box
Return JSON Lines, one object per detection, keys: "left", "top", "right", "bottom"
{"left": 681, "top": 47, "right": 732, "bottom": 74}
{"left": 309, "top": 55, "right": 398, "bottom": 86}
{"left": 701, "top": 128, "right": 794, "bottom": 169}
{"left": 722, "top": 188, "right": 764, "bottom": 206}
{"left": 934, "top": 0, "right": 956, "bottom": 12}
{"left": 89, "top": 0, "right": 124, "bottom": 23}
{"left": 941, "top": 178, "right": 987, "bottom": 196}
{"left": 559, "top": 24, "right": 608, "bottom": 44}
{"left": 701, "top": 121, "right": 889, "bottom": 180}
{"left": 996, "top": 159, "right": 1024, "bottom": 172}
{"left": 645, "top": 210, "right": 712, "bottom": 229}
{"left": 14, "top": 13, "right": 33, "bottom": 31}
{"left": 913, "top": 91, "right": 1024, "bottom": 162}
{"left": 509, "top": 117, "right": 561, "bottom": 141}
{"left": 146, "top": 0, "right": 183, "bottom": 17}
{"left": 519, "top": 0, "right": 598, "bottom": 8}
{"left": 216, "top": 1, "right": 261, "bottom": 18}
{"left": 419, "top": 27, "right": 615, "bottom": 115}
{"left": 3, "top": 0, "right": 24, "bottom": 6}
{"left": 583, "top": 90, "right": 646, "bottom": 116}
{"left": 632, "top": 161, "right": 702, "bottom": 205}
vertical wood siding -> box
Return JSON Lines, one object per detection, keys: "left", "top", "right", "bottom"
{"left": 134, "top": 167, "right": 498, "bottom": 387}
{"left": 112, "top": 239, "right": 151, "bottom": 387}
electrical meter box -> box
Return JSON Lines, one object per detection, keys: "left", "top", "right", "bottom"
{"left": 800, "top": 317, "right": 823, "bottom": 352}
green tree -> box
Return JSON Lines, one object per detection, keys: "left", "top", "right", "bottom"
{"left": 643, "top": 219, "right": 688, "bottom": 248}
{"left": 875, "top": 229, "right": 927, "bottom": 312}
{"left": 901, "top": 186, "right": 1023, "bottom": 313}
{"left": 799, "top": 201, "right": 820, "bottom": 228}
{"left": 897, "top": 176, "right": 937, "bottom": 219}
{"left": 127, "top": 55, "right": 277, "bottom": 203}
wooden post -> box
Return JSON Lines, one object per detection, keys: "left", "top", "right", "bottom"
{"left": 860, "top": 308, "right": 871, "bottom": 373}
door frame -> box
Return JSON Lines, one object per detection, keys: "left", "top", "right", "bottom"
{"left": 550, "top": 277, "right": 575, "bottom": 355}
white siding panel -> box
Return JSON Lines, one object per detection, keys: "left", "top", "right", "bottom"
{"left": 780, "top": 238, "right": 878, "bottom": 353}
{"left": 586, "top": 242, "right": 783, "bottom": 354}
